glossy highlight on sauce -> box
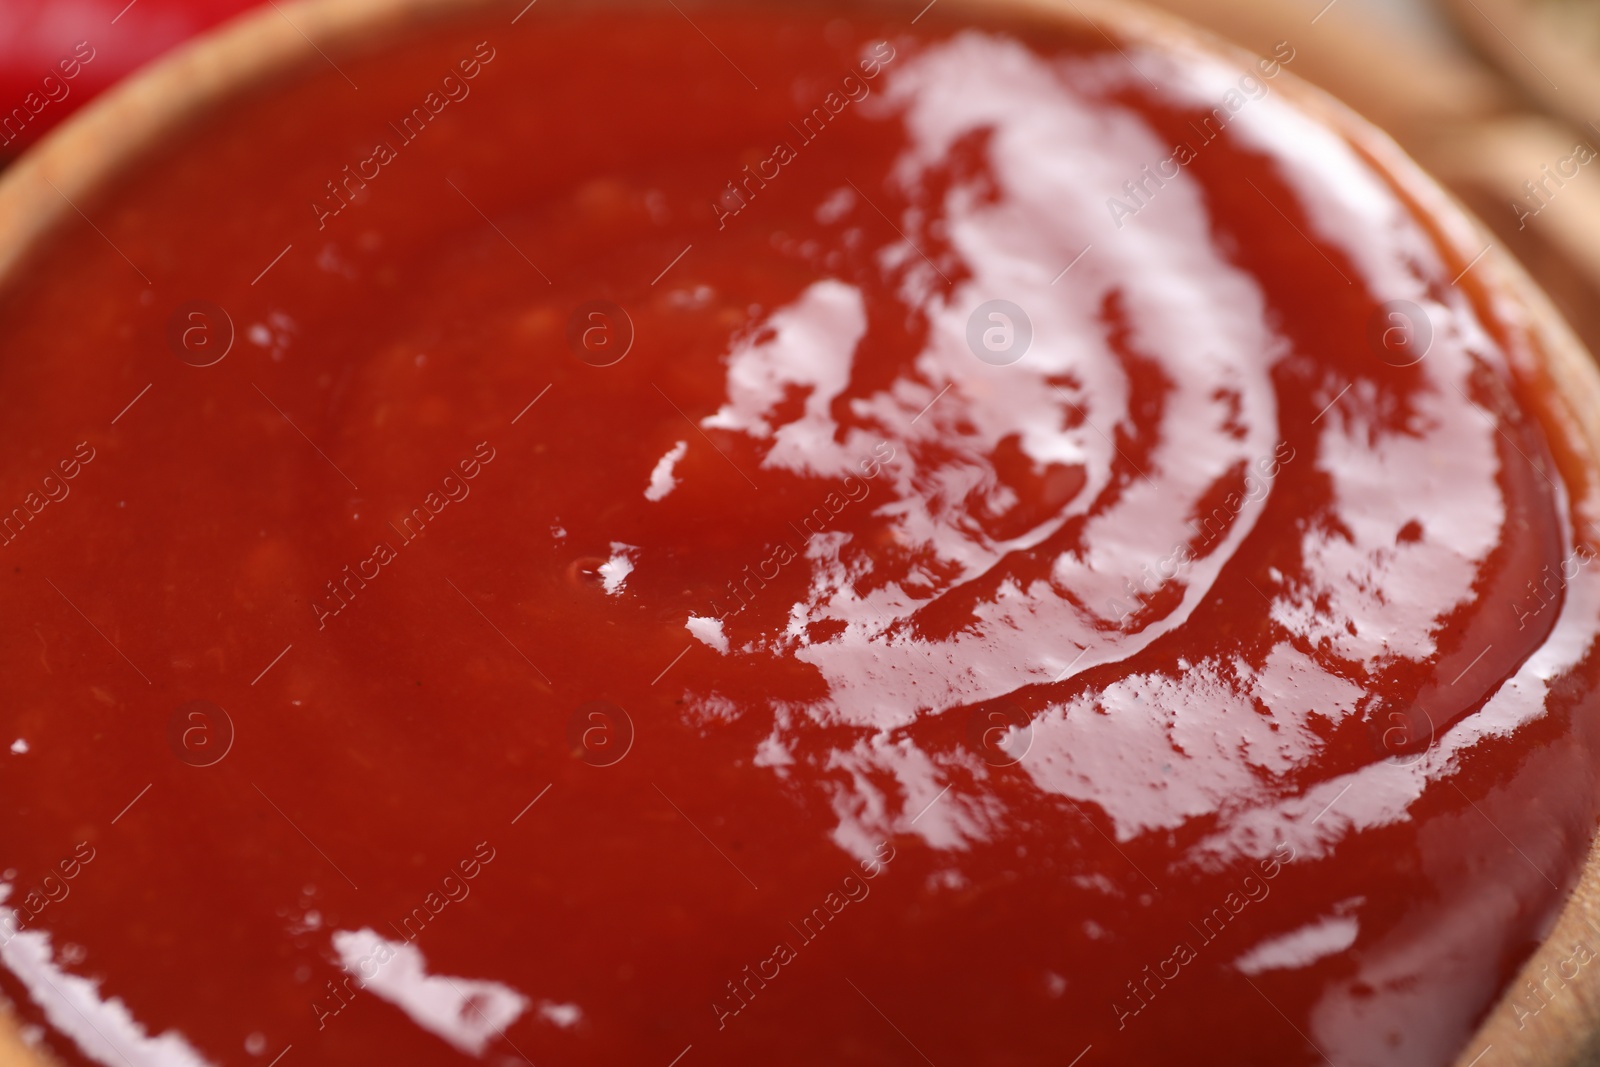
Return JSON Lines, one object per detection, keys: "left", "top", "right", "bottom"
{"left": 0, "top": 3, "right": 1598, "bottom": 1065}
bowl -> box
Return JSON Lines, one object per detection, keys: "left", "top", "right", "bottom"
{"left": 1, "top": 1, "right": 1598, "bottom": 1064}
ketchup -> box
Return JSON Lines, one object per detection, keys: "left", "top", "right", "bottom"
{"left": 0, "top": 4, "right": 1595, "bottom": 1066}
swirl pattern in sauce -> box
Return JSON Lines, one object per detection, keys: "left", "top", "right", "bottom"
{"left": 0, "top": 5, "right": 1596, "bottom": 1067}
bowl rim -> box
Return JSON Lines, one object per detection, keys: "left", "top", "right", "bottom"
{"left": 0, "top": 1, "right": 1597, "bottom": 1065}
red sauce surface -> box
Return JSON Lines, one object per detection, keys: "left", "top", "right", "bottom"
{"left": 1, "top": 4, "right": 1599, "bottom": 1066}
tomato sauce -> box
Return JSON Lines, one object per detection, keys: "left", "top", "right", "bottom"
{"left": 0, "top": 3, "right": 1598, "bottom": 1065}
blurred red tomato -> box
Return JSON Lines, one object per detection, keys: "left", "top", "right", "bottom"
{"left": 0, "top": 0, "right": 262, "bottom": 158}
